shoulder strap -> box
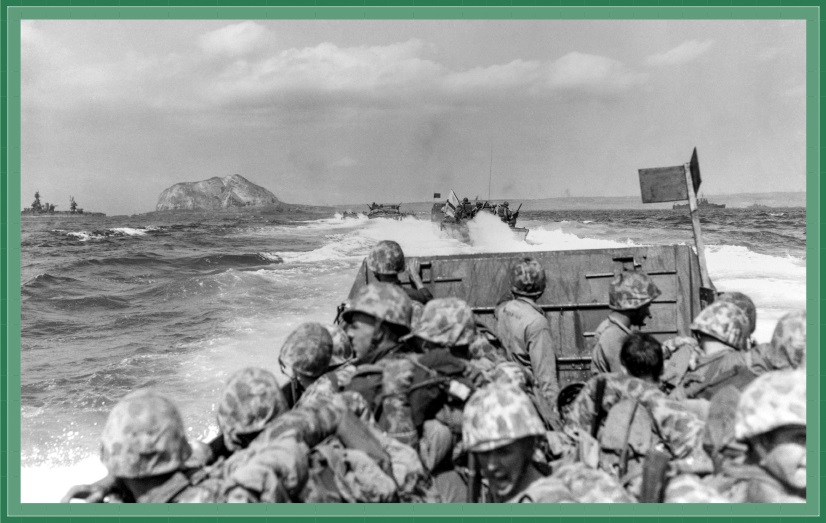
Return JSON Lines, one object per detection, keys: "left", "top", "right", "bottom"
{"left": 591, "top": 377, "right": 607, "bottom": 438}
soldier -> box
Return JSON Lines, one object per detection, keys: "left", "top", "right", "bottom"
{"left": 707, "top": 369, "right": 806, "bottom": 502}
{"left": 62, "top": 368, "right": 288, "bottom": 502}
{"left": 750, "top": 310, "right": 806, "bottom": 375}
{"left": 278, "top": 322, "right": 334, "bottom": 407}
{"left": 496, "top": 201, "right": 511, "bottom": 223}
{"left": 366, "top": 240, "right": 433, "bottom": 304}
{"left": 464, "top": 197, "right": 476, "bottom": 218}
{"left": 462, "top": 384, "right": 567, "bottom": 502}
{"left": 217, "top": 367, "right": 289, "bottom": 455}
{"left": 96, "top": 390, "right": 220, "bottom": 503}
{"left": 495, "top": 257, "right": 560, "bottom": 426}
{"left": 566, "top": 334, "right": 708, "bottom": 496}
{"left": 672, "top": 301, "right": 756, "bottom": 400}
{"left": 591, "top": 271, "right": 661, "bottom": 375}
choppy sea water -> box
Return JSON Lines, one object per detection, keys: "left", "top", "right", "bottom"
{"left": 18, "top": 206, "right": 806, "bottom": 502}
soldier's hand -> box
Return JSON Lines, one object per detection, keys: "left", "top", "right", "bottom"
{"left": 60, "top": 474, "right": 117, "bottom": 503}
{"left": 382, "top": 359, "right": 415, "bottom": 396}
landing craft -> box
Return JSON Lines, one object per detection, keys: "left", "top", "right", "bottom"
{"left": 347, "top": 245, "right": 707, "bottom": 388}
{"left": 431, "top": 190, "right": 529, "bottom": 243}
{"left": 366, "top": 202, "right": 411, "bottom": 221}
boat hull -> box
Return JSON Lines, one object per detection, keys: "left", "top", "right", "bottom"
{"left": 347, "top": 244, "right": 707, "bottom": 386}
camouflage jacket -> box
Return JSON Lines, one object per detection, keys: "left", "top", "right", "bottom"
{"left": 128, "top": 469, "right": 224, "bottom": 503}
{"left": 590, "top": 313, "right": 633, "bottom": 375}
{"left": 494, "top": 297, "right": 560, "bottom": 413}
{"left": 566, "top": 374, "right": 705, "bottom": 461}
{"left": 676, "top": 349, "right": 757, "bottom": 400}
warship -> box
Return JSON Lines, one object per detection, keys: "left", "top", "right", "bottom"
{"left": 21, "top": 192, "right": 105, "bottom": 217}
{"left": 672, "top": 195, "right": 725, "bottom": 210}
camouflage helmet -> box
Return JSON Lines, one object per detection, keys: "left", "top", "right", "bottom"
{"left": 463, "top": 197, "right": 469, "bottom": 203}
{"left": 462, "top": 384, "right": 546, "bottom": 453}
{"left": 279, "top": 322, "right": 333, "bottom": 378}
{"left": 341, "top": 282, "right": 413, "bottom": 331}
{"left": 410, "top": 297, "right": 477, "bottom": 347}
{"left": 717, "top": 291, "right": 757, "bottom": 336}
{"left": 735, "top": 369, "right": 806, "bottom": 441}
{"left": 367, "top": 240, "right": 405, "bottom": 275}
{"left": 690, "top": 301, "right": 751, "bottom": 352}
{"left": 503, "top": 201, "right": 509, "bottom": 207}
{"left": 770, "top": 310, "right": 806, "bottom": 369}
{"left": 510, "top": 257, "right": 547, "bottom": 297}
{"left": 217, "top": 367, "right": 287, "bottom": 451}
{"left": 100, "top": 389, "right": 192, "bottom": 479}
{"left": 608, "top": 271, "right": 661, "bottom": 311}
{"left": 325, "top": 323, "right": 354, "bottom": 365}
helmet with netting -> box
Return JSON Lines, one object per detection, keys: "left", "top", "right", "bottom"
{"left": 279, "top": 322, "right": 333, "bottom": 378}
{"left": 100, "top": 389, "right": 192, "bottom": 479}
{"left": 503, "top": 202, "right": 509, "bottom": 207}
{"left": 510, "top": 257, "right": 547, "bottom": 298}
{"left": 217, "top": 367, "right": 287, "bottom": 451}
{"left": 608, "top": 271, "right": 661, "bottom": 311}
{"left": 734, "top": 369, "right": 806, "bottom": 441}
{"left": 717, "top": 291, "right": 757, "bottom": 336}
{"left": 690, "top": 301, "right": 751, "bottom": 351}
{"left": 325, "top": 323, "right": 354, "bottom": 365}
{"left": 463, "top": 197, "right": 469, "bottom": 203}
{"left": 410, "top": 297, "right": 476, "bottom": 347}
{"left": 462, "top": 384, "right": 546, "bottom": 453}
{"left": 557, "top": 382, "right": 586, "bottom": 414}
{"left": 367, "top": 240, "right": 405, "bottom": 275}
{"left": 770, "top": 310, "right": 806, "bottom": 369}
{"left": 341, "top": 283, "right": 413, "bottom": 332}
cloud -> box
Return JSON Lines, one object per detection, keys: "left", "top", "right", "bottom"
{"left": 198, "top": 21, "right": 275, "bottom": 57}
{"left": 545, "top": 52, "right": 648, "bottom": 92}
{"left": 22, "top": 26, "right": 647, "bottom": 119}
{"left": 645, "top": 40, "right": 713, "bottom": 66}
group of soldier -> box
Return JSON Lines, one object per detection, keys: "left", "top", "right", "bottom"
{"left": 453, "top": 197, "right": 516, "bottom": 226}
{"left": 63, "top": 239, "right": 807, "bottom": 504}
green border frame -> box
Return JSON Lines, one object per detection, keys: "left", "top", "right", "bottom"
{"left": 1, "top": 2, "right": 820, "bottom": 521}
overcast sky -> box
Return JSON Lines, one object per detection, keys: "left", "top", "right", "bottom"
{"left": 20, "top": 19, "right": 806, "bottom": 215}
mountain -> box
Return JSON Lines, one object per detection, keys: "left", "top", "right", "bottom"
{"left": 155, "top": 174, "right": 279, "bottom": 211}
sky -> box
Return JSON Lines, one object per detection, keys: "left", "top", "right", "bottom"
{"left": 20, "top": 18, "right": 807, "bottom": 215}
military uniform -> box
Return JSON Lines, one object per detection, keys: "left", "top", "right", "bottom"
{"left": 99, "top": 389, "right": 224, "bottom": 503}
{"left": 367, "top": 240, "right": 432, "bottom": 305}
{"left": 566, "top": 373, "right": 706, "bottom": 482}
{"left": 671, "top": 301, "right": 757, "bottom": 400}
{"left": 591, "top": 271, "right": 661, "bottom": 375}
{"left": 749, "top": 310, "right": 806, "bottom": 375}
{"left": 590, "top": 313, "right": 633, "bottom": 375}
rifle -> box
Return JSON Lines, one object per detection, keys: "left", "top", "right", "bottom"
{"left": 512, "top": 203, "right": 523, "bottom": 220}
{"left": 640, "top": 449, "right": 671, "bottom": 503}
{"left": 467, "top": 453, "right": 481, "bottom": 503}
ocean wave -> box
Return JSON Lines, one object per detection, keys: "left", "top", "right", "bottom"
{"left": 22, "top": 273, "right": 79, "bottom": 288}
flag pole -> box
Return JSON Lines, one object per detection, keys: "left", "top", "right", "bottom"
{"left": 683, "top": 162, "right": 713, "bottom": 291}
{"left": 488, "top": 145, "right": 492, "bottom": 201}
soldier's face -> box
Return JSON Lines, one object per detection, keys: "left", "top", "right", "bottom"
{"left": 759, "top": 425, "right": 806, "bottom": 491}
{"left": 477, "top": 437, "right": 534, "bottom": 501}
{"left": 344, "top": 312, "right": 378, "bottom": 358}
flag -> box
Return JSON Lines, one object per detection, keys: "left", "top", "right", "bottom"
{"left": 443, "top": 190, "right": 460, "bottom": 218}
{"left": 433, "top": 192, "right": 441, "bottom": 199}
